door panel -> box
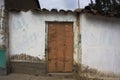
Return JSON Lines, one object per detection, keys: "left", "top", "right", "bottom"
{"left": 48, "top": 22, "right": 73, "bottom": 73}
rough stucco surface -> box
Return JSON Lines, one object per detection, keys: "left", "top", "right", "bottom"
{"left": 9, "top": 11, "right": 79, "bottom": 63}
{"left": 0, "top": 0, "right": 4, "bottom": 47}
{"left": 81, "top": 14, "right": 120, "bottom": 74}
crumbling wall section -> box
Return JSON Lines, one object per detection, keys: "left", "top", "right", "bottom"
{"left": 0, "top": 6, "right": 5, "bottom": 48}
{"left": 0, "top": 0, "right": 8, "bottom": 75}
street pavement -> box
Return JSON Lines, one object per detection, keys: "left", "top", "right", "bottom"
{"left": 0, "top": 73, "right": 76, "bottom": 80}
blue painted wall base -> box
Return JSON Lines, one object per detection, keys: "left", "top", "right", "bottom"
{"left": 0, "top": 49, "right": 7, "bottom": 75}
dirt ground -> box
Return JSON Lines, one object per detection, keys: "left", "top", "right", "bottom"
{"left": 0, "top": 73, "right": 76, "bottom": 80}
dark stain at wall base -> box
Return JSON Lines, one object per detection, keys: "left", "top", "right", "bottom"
{"left": 10, "top": 61, "right": 46, "bottom": 75}
{"left": 79, "top": 64, "right": 120, "bottom": 79}
{"left": 73, "top": 64, "right": 103, "bottom": 80}
{"left": 10, "top": 54, "right": 42, "bottom": 62}
{"left": 0, "top": 67, "right": 7, "bottom": 75}
{"left": 10, "top": 54, "right": 46, "bottom": 75}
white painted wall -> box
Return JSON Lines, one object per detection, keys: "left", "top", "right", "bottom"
{"left": 0, "top": 0, "right": 4, "bottom": 8}
{"left": 81, "top": 14, "right": 120, "bottom": 74}
{"left": 9, "top": 11, "right": 78, "bottom": 62}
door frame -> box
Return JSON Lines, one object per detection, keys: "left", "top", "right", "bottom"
{"left": 45, "top": 21, "right": 74, "bottom": 73}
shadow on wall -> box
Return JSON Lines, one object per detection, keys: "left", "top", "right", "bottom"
{"left": 78, "top": 64, "right": 120, "bottom": 79}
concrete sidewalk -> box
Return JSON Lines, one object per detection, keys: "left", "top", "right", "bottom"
{"left": 0, "top": 73, "right": 76, "bottom": 80}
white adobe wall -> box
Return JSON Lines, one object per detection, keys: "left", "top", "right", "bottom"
{"left": 0, "top": 0, "right": 4, "bottom": 8}
{"left": 9, "top": 11, "right": 79, "bottom": 62}
{"left": 80, "top": 14, "right": 120, "bottom": 74}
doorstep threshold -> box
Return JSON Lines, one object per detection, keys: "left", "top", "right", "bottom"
{"left": 48, "top": 73, "right": 73, "bottom": 75}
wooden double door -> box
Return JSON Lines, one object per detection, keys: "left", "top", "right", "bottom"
{"left": 47, "top": 22, "right": 73, "bottom": 73}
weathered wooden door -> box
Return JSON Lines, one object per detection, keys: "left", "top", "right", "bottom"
{"left": 47, "top": 22, "right": 73, "bottom": 73}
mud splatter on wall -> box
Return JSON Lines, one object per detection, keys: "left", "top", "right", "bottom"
{"left": 10, "top": 54, "right": 42, "bottom": 62}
